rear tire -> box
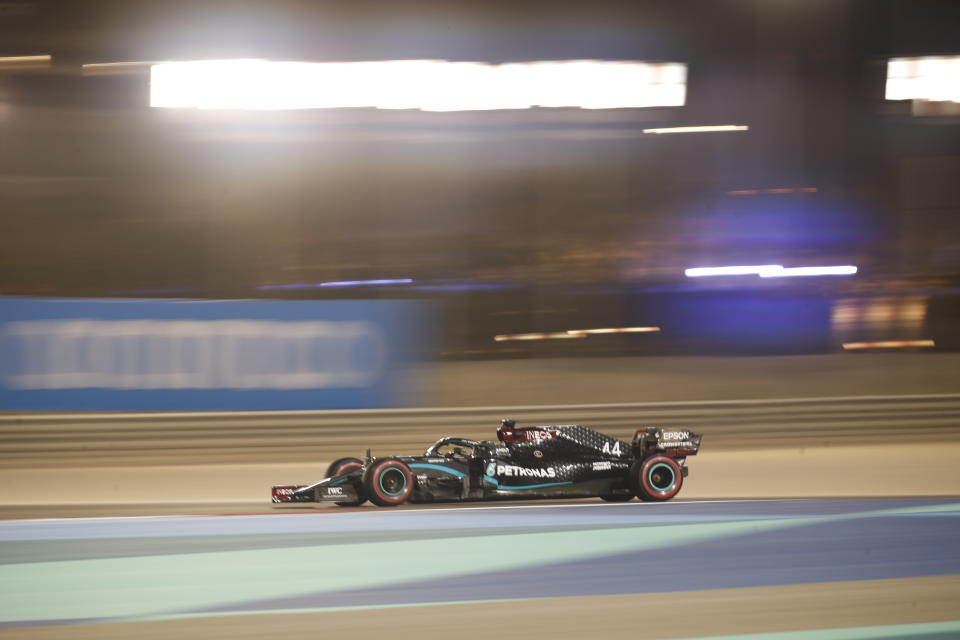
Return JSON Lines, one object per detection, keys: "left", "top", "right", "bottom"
{"left": 363, "top": 458, "right": 415, "bottom": 507}
{"left": 324, "top": 457, "right": 367, "bottom": 507}
{"left": 630, "top": 455, "right": 683, "bottom": 502}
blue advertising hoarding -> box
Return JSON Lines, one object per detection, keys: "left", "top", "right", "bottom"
{"left": 0, "top": 297, "right": 430, "bottom": 411}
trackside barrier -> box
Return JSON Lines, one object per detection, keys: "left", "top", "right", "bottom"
{"left": 1, "top": 394, "right": 959, "bottom": 468}
{"left": 0, "top": 297, "right": 431, "bottom": 411}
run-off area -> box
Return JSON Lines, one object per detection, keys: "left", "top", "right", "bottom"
{"left": 1, "top": 499, "right": 959, "bottom": 639}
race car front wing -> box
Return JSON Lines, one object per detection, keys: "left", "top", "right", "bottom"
{"left": 271, "top": 481, "right": 359, "bottom": 503}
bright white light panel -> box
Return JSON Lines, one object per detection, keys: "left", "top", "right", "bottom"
{"left": 886, "top": 56, "right": 960, "bottom": 103}
{"left": 685, "top": 265, "right": 857, "bottom": 278}
{"left": 150, "top": 59, "right": 687, "bottom": 111}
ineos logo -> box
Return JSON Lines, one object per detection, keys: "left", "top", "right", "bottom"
{"left": 529, "top": 430, "right": 555, "bottom": 442}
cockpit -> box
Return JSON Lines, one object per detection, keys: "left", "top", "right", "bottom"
{"left": 424, "top": 437, "right": 480, "bottom": 459}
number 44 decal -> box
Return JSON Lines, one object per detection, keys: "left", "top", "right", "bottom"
{"left": 602, "top": 441, "right": 623, "bottom": 456}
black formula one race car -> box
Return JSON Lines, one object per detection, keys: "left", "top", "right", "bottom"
{"left": 272, "top": 419, "right": 702, "bottom": 507}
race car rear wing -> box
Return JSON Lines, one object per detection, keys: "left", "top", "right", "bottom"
{"left": 633, "top": 427, "right": 702, "bottom": 458}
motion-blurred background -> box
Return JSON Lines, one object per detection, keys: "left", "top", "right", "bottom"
{"left": 0, "top": 0, "right": 959, "bottom": 408}
{"left": 2, "top": 4, "right": 960, "bottom": 638}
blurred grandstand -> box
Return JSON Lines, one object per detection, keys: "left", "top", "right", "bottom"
{"left": 0, "top": 0, "right": 958, "bottom": 358}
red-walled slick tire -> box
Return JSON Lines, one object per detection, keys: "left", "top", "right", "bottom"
{"left": 363, "top": 458, "right": 415, "bottom": 507}
{"left": 630, "top": 455, "right": 683, "bottom": 502}
{"left": 324, "top": 457, "right": 367, "bottom": 507}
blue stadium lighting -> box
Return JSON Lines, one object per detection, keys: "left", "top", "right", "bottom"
{"left": 758, "top": 265, "right": 857, "bottom": 278}
{"left": 319, "top": 279, "right": 414, "bottom": 287}
{"left": 684, "top": 265, "right": 780, "bottom": 277}
{"left": 685, "top": 265, "right": 857, "bottom": 278}
{"left": 258, "top": 279, "right": 413, "bottom": 290}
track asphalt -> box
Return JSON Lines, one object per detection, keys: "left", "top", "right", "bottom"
{"left": 1, "top": 498, "right": 958, "bottom": 637}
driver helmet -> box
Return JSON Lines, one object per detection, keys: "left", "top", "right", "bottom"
{"left": 497, "top": 418, "right": 516, "bottom": 442}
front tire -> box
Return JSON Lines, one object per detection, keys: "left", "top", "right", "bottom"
{"left": 630, "top": 455, "right": 683, "bottom": 501}
{"left": 325, "top": 457, "right": 367, "bottom": 507}
{"left": 363, "top": 458, "right": 415, "bottom": 507}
